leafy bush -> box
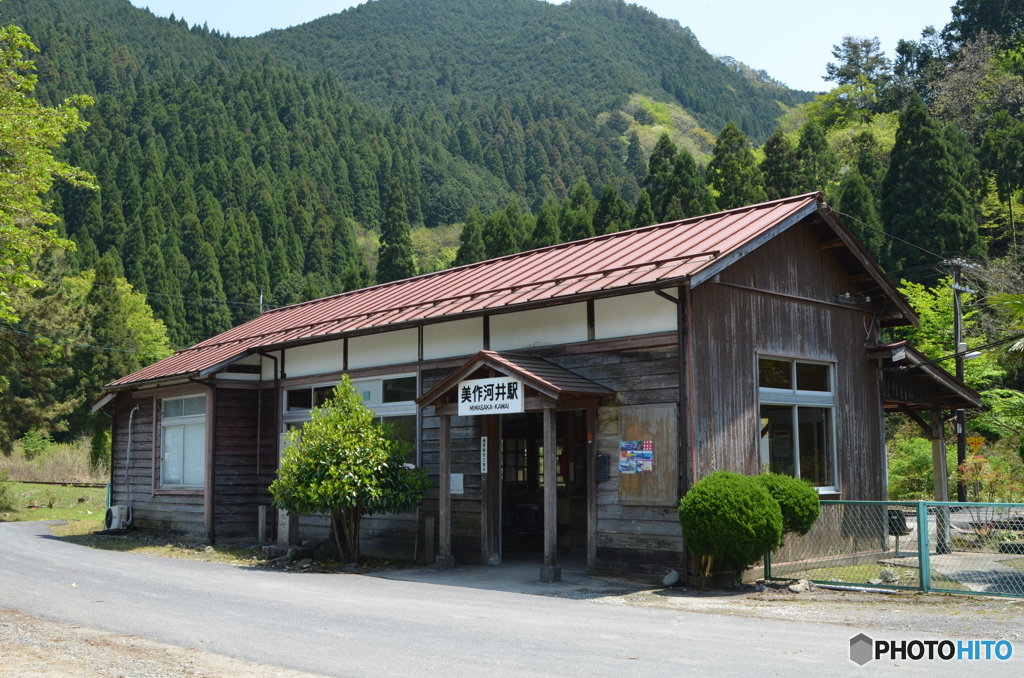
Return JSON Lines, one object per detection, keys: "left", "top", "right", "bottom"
{"left": 20, "top": 431, "right": 54, "bottom": 460}
{"left": 757, "top": 473, "right": 820, "bottom": 536}
{"left": 270, "top": 376, "right": 430, "bottom": 562}
{"left": 0, "top": 469, "right": 13, "bottom": 511}
{"left": 678, "top": 471, "right": 782, "bottom": 582}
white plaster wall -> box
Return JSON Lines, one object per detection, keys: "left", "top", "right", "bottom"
{"left": 423, "top": 318, "right": 483, "bottom": 360}
{"left": 284, "top": 339, "right": 345, "bottom": 378}
{"left": 594, "top": 291, "right": 677, "bottom": 340}
{"left": 348, "top": 328, "right": 418, "bottom": 369}
{"left": 260, "top": 350, "right": 282, "bottom": 381}
{"left": 490, "top": 304, "right": 588, "bottom": 351}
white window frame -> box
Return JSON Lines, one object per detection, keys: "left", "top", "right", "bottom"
{"left": 757, "top": 355, "right": 839, "bottom": 493}
{"left": 159, "top": 394, "right": 207, "bottom": 490}
{"left": 281, "top": 373, "right": 419, "bottom": 464}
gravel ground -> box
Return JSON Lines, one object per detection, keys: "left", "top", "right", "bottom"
{"left": 593, "top": 581, "right": 1024, "bottom": 639}
{"left": 0, "top": 609, "right": 327, "bottom": 678}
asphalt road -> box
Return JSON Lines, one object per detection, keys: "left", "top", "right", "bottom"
{"left": 0, "top": 521, "right": 1018, "bottom": 677}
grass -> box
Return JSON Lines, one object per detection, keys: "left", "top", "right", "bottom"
{"left": 1006, "top": 557, "right": 1024, "bottom": 572}
{"left": 0, "top": 436, "right": 108, "bottom": 484}
{"left": 0, "top": 482, "right": 106, "bottom": 525}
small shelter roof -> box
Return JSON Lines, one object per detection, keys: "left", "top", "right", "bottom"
{"left": 867, "top": 341, "right": 983, "bottom": 411}
{"left": 416, "top": 350, "right": 613, "bottom": 407}
{"left": 107, "top": 193, "right": 913, "bottom": 390}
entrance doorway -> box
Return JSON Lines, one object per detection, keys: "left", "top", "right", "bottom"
{"left": 500, "top": 410, "right": 588, "bottom": 560}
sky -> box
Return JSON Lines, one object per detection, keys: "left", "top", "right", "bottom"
{"left": 128, "top": 0, "right": 954, "bottom": 92}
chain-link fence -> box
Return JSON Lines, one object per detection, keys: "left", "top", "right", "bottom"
{"left": 764, "top": 501, "right": 1024, "bottom": 598}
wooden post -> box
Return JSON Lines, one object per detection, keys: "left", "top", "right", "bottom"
{"left": 258, "top": 505, "right": 267, "bottom": 544}
{"left": 424, "top": 515, "right": 435, "bottom": 565}
{"left": 586, "top": 406, "right": 597, "bottom": 571}
{"left": 931, "top": 406, "right": 951, "bottom": 554}
{"left": 436, "top": 412, "right": 455, "bottom": 569}
{"left": 540, "top": 406, "right": 561, "bottom": 582}
{"left": 203, "top": 382, "right": 216, "bottom": 542}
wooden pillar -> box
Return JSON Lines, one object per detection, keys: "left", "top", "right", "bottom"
{"left": 586, "top": 406, "right": 597, "bottom": 570}
{"left": 931, "top": 405, "right": 951, "bottom": 554}
{"left": 540, "top": 406, "right": 561, "bottom": 582}
{"left": 436, "top": 412, "right": 455, "bottom": 569}
{"left": 203, "top": 382, "right": 216, "bottom": 542}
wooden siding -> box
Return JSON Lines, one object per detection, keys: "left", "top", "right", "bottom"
{"left": 213, "top": 388, "right": 261, "bottom": 539}
{"left": 110, "top": 392, "right": 205, "bottom": 535}
{"left": 691, "top": 219, "right": 885, "bottom": 499}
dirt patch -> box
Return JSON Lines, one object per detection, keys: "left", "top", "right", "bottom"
{"left": 0, "top": 609, "right": 327, "bottom": 678}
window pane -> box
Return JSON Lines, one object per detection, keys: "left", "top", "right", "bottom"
{"left": 380, "top": 415, "right": 417, "bottom": 464}
{"left": 796, "top": 363, "right": 830, "bottom": 392}
{"left": 760, "top": 405, "right": 795, "bottom": 476}
{"left": 798, "top": 407, "right": 833, "bottom": 487}
{"left": 162, "top": 425, "right": 183, "bottom": 485}
{"left": 287, "top": 388, "right": 312, "bottom": 411}
{"left": 382, "top": 376, "right": 417, "bottom": 403}
{"left": 758, "top": 359, "right": 792, "bottom": 389}
{"left": 313, "top": 386, "right": 335, "bottom": 408}
{"left": 163, "top": 398, "right": 183, "bottom": 419}
{"left": 183, "top": 423, "right": 206, "bottom": 486}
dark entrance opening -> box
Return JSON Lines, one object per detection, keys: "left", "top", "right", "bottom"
{"left": 500, "top": 410, "right": 588, "bottom": 559}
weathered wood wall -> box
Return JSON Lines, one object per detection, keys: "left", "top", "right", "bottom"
{"left": 213, "top": 388, "right": 261, "bottom": 540}
{"left": 110, "top": 393, "right": 205, "bottom": 535}
{"left": 691, "top": 220, "right": 884, "bottom": 499}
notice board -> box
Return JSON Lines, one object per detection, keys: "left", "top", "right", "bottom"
{"left": 617, "top": 404, "right": 678, "bottom": 506}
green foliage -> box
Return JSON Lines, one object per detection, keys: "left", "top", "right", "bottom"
{"left": 761, "top": 129, "right": 802, "bottom": 201}
{"left": 527, "top": 197, "right": 561, "bottom": 248}
{"left": 454, "top": 207, "right": 486, "bottom": 265}
{"left": 887, "top": 435, "right": 954, "bottom": 500}
{"left": 593, "top": 185, "right": 629, "bottom": 235}
{"left": 678, "top": 471, "right": 782, "bottom": 581}
{"left": 836, "top": 169, "right": 887, "bottom": 263}
{"left": 19, "top": 430, "right": 53, "bottom": 460}
{"left": 269, "top": 376, "right": 429, "bottom": 562}
{"left": 0, "top": 15, "right": 93, "bottom": 322}
{"left": 0, "top": 468, "right": 12, "bottom": 511}
{"left": 881, "top": 94, "right": 983, "bottom": 272}
{"left": 89, "top": 420, "right": 110, "bottom": 469}
{"left": 892, "top": 277, "right": 1004, "bottom": 391}
{"left": 756, "top": 472, "right": 820, "bottom": 537}
{"left": 630, "top": 189, "right": 656, "bottom": 229}
{"left": 377, "top": 178, "right": 417, "bottom": 284}
{"left": 707, "top": 122, "right": 767, "bottom": 210}
{"left": 796, "top": 120, "right": 837, "bottom": 193}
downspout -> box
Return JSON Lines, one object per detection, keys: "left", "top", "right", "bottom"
{"left": 191, "top": 377, "right": 217, "bottom": 541}
{"left": 125, "top": 404, "right": 140, "bottom": 525}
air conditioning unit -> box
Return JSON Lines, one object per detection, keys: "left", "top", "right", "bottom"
{"left": 105, "top": 505, "right": 130, "bottom": 530}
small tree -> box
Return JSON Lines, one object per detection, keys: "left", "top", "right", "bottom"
{"left": 678, "top": 471, "right": 782, "bottom": 584}
{"left": 269, "top": 377, "right": 429, "bottom": 562}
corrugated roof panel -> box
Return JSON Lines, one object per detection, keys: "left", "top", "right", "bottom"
{"left": 109, "top": 194, "right": 830, "bottom": 388}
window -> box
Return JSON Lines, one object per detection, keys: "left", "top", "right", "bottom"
{"left": 282, "top": 374, "right": 419, "bottom": 464}
{"left": 161, "top": 394, "right": 206, "bottom": 488}
{"left": 758, "top": 357, "right": 837, "bottom": 490}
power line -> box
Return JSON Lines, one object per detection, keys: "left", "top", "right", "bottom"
{"left": 835, "top": 210, "right": 949, "bottom": 261}
{"left": 0, "top": 325, "right": 169, "bottom": 357}
{"left": 39, "top": 275, "right": 277, "bottom": 310}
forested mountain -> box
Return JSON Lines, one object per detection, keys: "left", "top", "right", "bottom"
{"left": 255, "top": 0, "right": 813, "bottom": 142}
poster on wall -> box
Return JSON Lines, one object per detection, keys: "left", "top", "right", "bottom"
{"left": 619, "top": 440, "right": 653, "bottom": 474}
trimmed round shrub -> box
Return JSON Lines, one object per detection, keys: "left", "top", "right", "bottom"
{"left": 757, "top": 473, "right": 820, "bottom": 536}
{"left": 678, "top": 471, "right": 782, "bottom": 580}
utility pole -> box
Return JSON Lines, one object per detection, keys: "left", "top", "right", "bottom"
{"left": 949, "top": 258, "right": 977, "bottom": 502}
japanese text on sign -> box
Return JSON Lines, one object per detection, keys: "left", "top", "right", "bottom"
{"left": 457, "top": 377, "right": 525, "bottom": 416}
{"left": 619, "top": 440, "right": 653, "bottom": 474}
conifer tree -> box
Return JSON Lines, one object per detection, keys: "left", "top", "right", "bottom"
{"left": 664, "top": 149, "right": 716, "bottom": 219}
{"left": 837, "top": 169, "right": 887, "bottom": 264}
{"left": 625, "top": 131, "right": 647, "bottom": 184}
{"left": 593, "top": 185, "right": 630, "bottom": 234}
{"left": 643, "top": 133, "right": 677, "bottom": 218}
{"left": 881, "top": 94, "right": 982, "bottom": 271}
{"left": 184, "top": 240, "right": 233, "bottom": 342}
{"left": 707, "top": 122, "right": 767, "bottom": 210}
{"left": 796, "top": 120, "right": 837, "bottom": 193}
{"left": 376, "top": 178, "right": 417, "bottom": 283}
{"left": 761, "top": 129, "right": 802, "bottom": 200}
{"left": 455, "top": 207, "right": 487, "bottom": 266}
{"left": 527, "top": 197, "right": 561, "bottom": 248}
{"left": 489, "top": 213, "right": 519, "bottom": 257}
{"left": 630, "top": 190, "right": 656, "bottom": 230}
{"left": 559, "top": 180, "right": 596, "bottom": 242}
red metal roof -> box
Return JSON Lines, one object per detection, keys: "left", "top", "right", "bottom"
{"left": 107, "top": 192, "right": 888, "bottom": 389}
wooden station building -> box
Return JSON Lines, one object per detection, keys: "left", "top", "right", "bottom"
{"left": 95, "top": 193, "right": 981, "bottom": 582}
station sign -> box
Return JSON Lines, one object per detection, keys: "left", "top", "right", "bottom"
{"left": 457, "top": 377, "right": 524, "bottom": 416}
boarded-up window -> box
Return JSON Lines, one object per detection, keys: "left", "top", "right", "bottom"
{"left": 617, "top": 404, "right": 678, "bottom": 506}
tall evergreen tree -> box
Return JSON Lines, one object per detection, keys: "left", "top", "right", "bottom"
{"left": 560, "top": 180, "right": 596, "bottom": 241}
{"left": 630, "top": 189, "right": 656, "bottom": 230}
{"left": 625, "top": 131, "right": 647, "bottom": 184}
{"left": 761, "top": 129, "right": 803, "bottom": 200}
{"left": 837, "top": 169, "right": 888, "bottom": 264}
{"left": 643, "top": 133, "right": 677, "bottom": 219}
{"left": 593, "top": 185, "right": 630, "bottom": 234}
{"left": 455, "top": 206, "right": 487, "bottom": 265}
{"left": 881, "top": 94, "right": 982, "bottom": 271}
{"left": 707, "top": 122, "right": 767, "bottom": 210}
{"left": 184, "top": 241, "right": 233, "bottom": 342}
{"left": 796, "top": 120, "right": 837, "bottom": 193}
{"left": 663, "top": 149, "right": 716, "bottom": 220}
{"left": 489, "top": 213, "right": 519, "bottom": 257}
{"left": 527, "top": 196, "right": 561, "bottom": 248}
{"left": 376, "top": 178, "right": 417, "bottom": 283}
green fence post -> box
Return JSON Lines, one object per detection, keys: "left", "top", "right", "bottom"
{"left": 917, "top": 501, "right": 930, "bottom": 594}
{"left": 764, "top": 550, "right": 772, "bottom": 580}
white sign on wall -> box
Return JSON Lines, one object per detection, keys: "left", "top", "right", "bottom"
{"left": 457, "top": 377, "right": 524, "bottom": 416}
{"left": 480, "top": 436, "right": 488, "bottom": 474}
